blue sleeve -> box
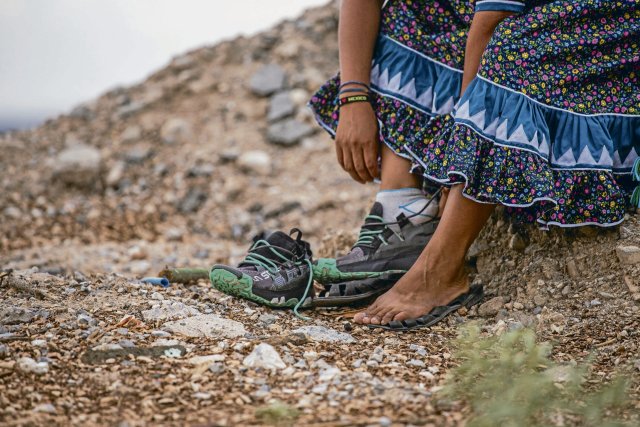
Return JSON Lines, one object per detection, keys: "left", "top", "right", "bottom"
{"left": 475, "top": 0, "right": 526, "bottom": 13}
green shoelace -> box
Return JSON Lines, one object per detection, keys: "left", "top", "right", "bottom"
{"left": 631, "top": 158, "right": 640, "bottom": 208}
{"left": 353, "top": 214, "right": 405, "bottom": 248}
{"left": 243, "top": 239, "right": 314, "bottom": 320}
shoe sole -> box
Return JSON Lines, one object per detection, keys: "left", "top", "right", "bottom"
{"left": 312, "top": 258, "right": 407, "bottom": 284}
{"left": 209, "top": 267, "right": 311, "bottom": 309}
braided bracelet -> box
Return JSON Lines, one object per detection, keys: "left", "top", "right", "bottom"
{"left": 339, "top": 80, "right": 371, "bottom": 91}
{"left": 339, "top": 87, "right": 370, "bottom": 96}
{"left": 339, "top": 94, "right": 372, "bottom": 107}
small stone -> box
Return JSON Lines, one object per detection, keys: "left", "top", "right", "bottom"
{"left": 243, "top": 343, "right": 286, "bottom": 370}
{"left": 193, "top": 392, "right": 212, "bottom": 400}
{"left": 1, "top": 307, "right": 37, "bottom": 324}
{"left": 76, "top": 313, "right": 98, "bottom": 327}
{"left": 533, "top": 294, "right": 547, "bottom": 306}
{"left": 150, "top": 292, "right": 164, "bottom": 301}
{"left": 561, "top": 285, "right": 571, "bottom": 296}
{"left": 366, "top": 360, "right": 379, "bottom": 368}
{"left": 407, "top": 359, "right": 426, "bottom": 368}
{"left": 160, "top": 118, "right": 192, "bottom": 145}
{"left": 106, "top": 161, "right": 125, "bottom": 187}
{"left": 379, "top": 416, "right": 392, "bottom": 427}
{"left": 509, "top": 234, "right": 527, "bottom": 251}
{"left": 249, "top": 64, "right": 287, "bottom": 96}
{"left": 0, "top": 344, "right": 8, "bottom": 357}
{"left": 616, "top": 245, "right": 640, "bottom": 265}
{"left": 237, "top": 150, "right": 272, "bottom": 175}
{"left": 33, "top": 403, "right": 57, "bottom": 414}
{"left": 478, "top": 296, "right": 505, "bottom": 317}
{"left": 162, "top": 314, "right": 246, "bottom": 338}
{"left": 151, "top": 330, "right": 171, "bottom": 337}
{"left": 3, "top": 206, "right": 21, "bottom": 219}
{"left": 31, "top": 339, "right": 47, "bottom": 348}
{"left": 267, "top": 119, "right": 313, "bottom": 146}
{"left": 369, "top": 346, "right": 384, "bottom": 363}
{"left": 209, "top": 363, "right": 225, "bottom": 374}
{"left": 292, "top": 325, "right": 355, "bottom": 343}
{"left": 513, "top": 302, "right": 524, "bottom": 310}
{"left": 188, "top": 354, "right": 225, "bottom": 365}
{"left": 17, "top": 357, "right": 49, "bottom": 375}
{"left": 258, "top": 313, "right": 278, "bottom": 325}
{"left": 565, "top": 259, "right": 579, "bottom": 278}
{"left": 52, "top": 144, "right": 102, "bottom": 188}
{"left": 118, "top": 340, "right": 136, "bottom": 348}
{"left": 120, "top": 125, "right": 142, "bottom": 143}
{"left": 124, "top": 144, "right": 153, "bottom": 164}
{"left": 142, "top": 301, "right": 200, "bottom": 322}
{"left": 318, "top": 366, "right": 341, "bottom": 381}
{"left": 267, "top": 91, "right": 296, "bottom": 122}
{"left": 419, "top": 370, "right": 435, "bottom": 381}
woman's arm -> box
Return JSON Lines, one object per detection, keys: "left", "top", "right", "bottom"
{"left": 460, "top": 11, "right": 514, "bottom": 95}
{"left": 335, "top": 0, "right": 384, "bottom": 184}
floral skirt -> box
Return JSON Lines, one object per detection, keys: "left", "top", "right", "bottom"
{"left": 310, "top": 0, "right": 640, "bottom": 228}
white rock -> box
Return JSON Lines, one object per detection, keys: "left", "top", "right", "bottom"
{"left": 237, "top": 150, "right": 272, "bottom": 176}
{"left": 53, "top": 144, "right": 102, "bottom": 187}
{"left": 293, "top": 325, "right": 355, "bottom": 343}
{"left": 616, "top": 245, "right": 640, "bottom": 265}
{"left": 160, "top": 118, "right": 192, "bottom": 145}
{"left": 243, "top": 343, "right": 286, "bottom": 370}
{"left": 33, "top": 403, "right": 57, "bottom": 414}
{"left": 318, "top": 366, "right": 341, "bottom": 381}
{"left": 162, "top": 314, "right": 246, "bottom": 338}
{"left": 120, "top": 125, "right": 142, "bottom": 143}
{"left": 188, "top": 354, "right": 225, "bottom": 365}
{"left": 17, "top": 357, "right": 49, "bottom": 375}
{"left": 141, "top": 301, "right": 200, "bottom": 321}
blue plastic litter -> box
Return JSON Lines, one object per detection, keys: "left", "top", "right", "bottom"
{"left": 141, "top": 277, "right": 170, "bottom": 288}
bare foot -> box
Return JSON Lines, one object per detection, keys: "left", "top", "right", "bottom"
{"left": 353, "top": 254, "right": 469, "bottom": 325}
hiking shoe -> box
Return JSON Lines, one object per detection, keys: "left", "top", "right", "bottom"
{"left": 313, "top": 202, "right": 438, "bottom": 285}
{"left": 209, "top": 229, "right": 315, "bottom": 313}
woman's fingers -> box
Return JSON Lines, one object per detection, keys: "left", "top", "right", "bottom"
{"left": 363, "top": 140, "right": 380, "bottom": 180}
{"left": 352, "top": 145, "right": 374, "bottom": 182}
{"left": 341, "top": 146, "right": 366, "bottom": 183}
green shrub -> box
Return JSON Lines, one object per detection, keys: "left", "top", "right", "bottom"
{"left": 255, "top": 400, "right": 300, "bottom": 426}
{"left": 441, "top": 324, "right": 630, "bottom": 427}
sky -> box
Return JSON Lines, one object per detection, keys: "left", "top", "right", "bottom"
{"left": 0, "top": 0, "right": 327, "bottom": 131}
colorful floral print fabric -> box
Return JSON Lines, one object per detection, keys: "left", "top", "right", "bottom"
{"left": 309, "top": 0, "right": 640, "bottom": 228}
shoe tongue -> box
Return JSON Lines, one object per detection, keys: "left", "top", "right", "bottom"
{"left": 241, "top": 231, "right": 300, "bottom": 267}
{"left": 368, "top": 201, "right": 384, "bottom": 217}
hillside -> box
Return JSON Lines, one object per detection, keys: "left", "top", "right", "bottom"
{"left": 1, "top": 2, "right": 639, "bottom": 425}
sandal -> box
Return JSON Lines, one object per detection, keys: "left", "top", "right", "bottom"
{"left": 313, "top": 272, "right": 404, "bottom": 307}
{"left": 368, "top": 284, "right": 484, "bottom": 331}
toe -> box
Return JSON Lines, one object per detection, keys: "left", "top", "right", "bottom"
{"left": 380, "top": 310, "right": 401, "bottom": 325}
{"left": 369, "top": 316, "right": 381, "bottom": 325}
{"left": 392, "top": 311, "right": 411, "bottom": 322}
{"left": 353, "top": 312, "right": 367, "bottom": 324}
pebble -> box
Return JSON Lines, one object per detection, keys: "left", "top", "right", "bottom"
{"left": 478, "top": 296, "right": 505, "bottom": 317}
{"left": 513, "top": 302, "right": 524, "bottom": 310}
{"left": 151, "top": 330, "right": 171, "bottom": 337}
{"left": 1, "top": 307, "right": 37, "bottom": 324}
{"left": 31, "top": 339, "right": 47, "bottom": 347}
{"left": 267, "top": 119, "right": 314, "bottom": 146}
{"left": 52, "top": 144, "right": 102, "bottom": 188}
{"left": 369, "top": 346, "right": 384, "bottom": 363}
{"left": 318, "top": 366, "right": 341, "bottom": 382}
{"left": 0, "top": 344, "right": 9, "bottom": 357}
{"left": 379, "top": 416, "right": 392, "bottom": 427}
{"left": 258, "top": 313, "right": 278, "bottom": 325}
{"left": 249, "top": 64, "right": 287, "bottom": 96}
{"left": 406, "top": 359, "right": 426, "bottom": 368}
{"left": 76, "top": 313, "right": 98, "bottom": 327}
{"left": 141, "top": 301, "right": 200, "bottom": 321}
{"left": 160, "top": 118, "right": 192, "bottom": 145}
{"left": 243, "top": 343, "right": 286, "bottom": 370}
{"left": 208, "top": 363, "right": 225, "bottom": 374}
{"left": 150, "top": 292, "right": 165, "bottom": 301}
{"left": 33, "top": 403, "right": 57, "bottom": 414}
{"left": 292, "top": 325, "right": 355, "bottom": 343}
{"left": 162, "top": 314, "right": 247, "bottom": 338}
{"left": 237, "top": 150, "right": 272, "bottom": 175}
{"left": 17, "top": 357, "right": 49, "bottom": 375}
{"left": 188, "top": 354, "right": 225, "bottom": 365}
{"left": 616, "top": 245, "right": 640, "bottom": 265}
{"left": 267, "top": 91, "right": 296, "bottom": 122}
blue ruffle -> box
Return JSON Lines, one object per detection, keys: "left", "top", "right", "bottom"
{"left": 453, "top": 76, "right": 640, "bottom": 173}
{"left": 475, "top": 0, "right": 526, "bottom": 13}
{"left": 370, "top": 36, "right": 462, "bottom": 116}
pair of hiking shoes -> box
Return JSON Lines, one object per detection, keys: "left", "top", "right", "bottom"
{"left": 210, "top": 201, "right": 484, "bottom": 330}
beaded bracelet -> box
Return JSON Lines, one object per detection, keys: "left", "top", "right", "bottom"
{"left": 339, "top": 80, "right": 371, "bottom": 91}
{"left": 339, "top": 87, "right": 370, "bottom": 96}
{"left": 339, "top": 94, "right": 372, "bottom": 108}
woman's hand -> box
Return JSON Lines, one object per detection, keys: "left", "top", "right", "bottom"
{"left": 335, "top": 101, "right": 379, "bottom": 183}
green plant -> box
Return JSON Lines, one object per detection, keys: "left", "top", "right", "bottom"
{"left": 255, "top": 400, "right": 300, "bottom": 426}
{"left": 441, "top": 324, "right": 630, "bottom": 427}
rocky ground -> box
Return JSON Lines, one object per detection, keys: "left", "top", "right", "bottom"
{"left": 1, "top": 2, "right": 639, "bottom": 426}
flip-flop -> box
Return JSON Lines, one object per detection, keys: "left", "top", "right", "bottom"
{"left": 367, "top": 284, "right": 484, "bottom": 331}
{"left": 313, "top": 272, "right": 404, "bottom": 307}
